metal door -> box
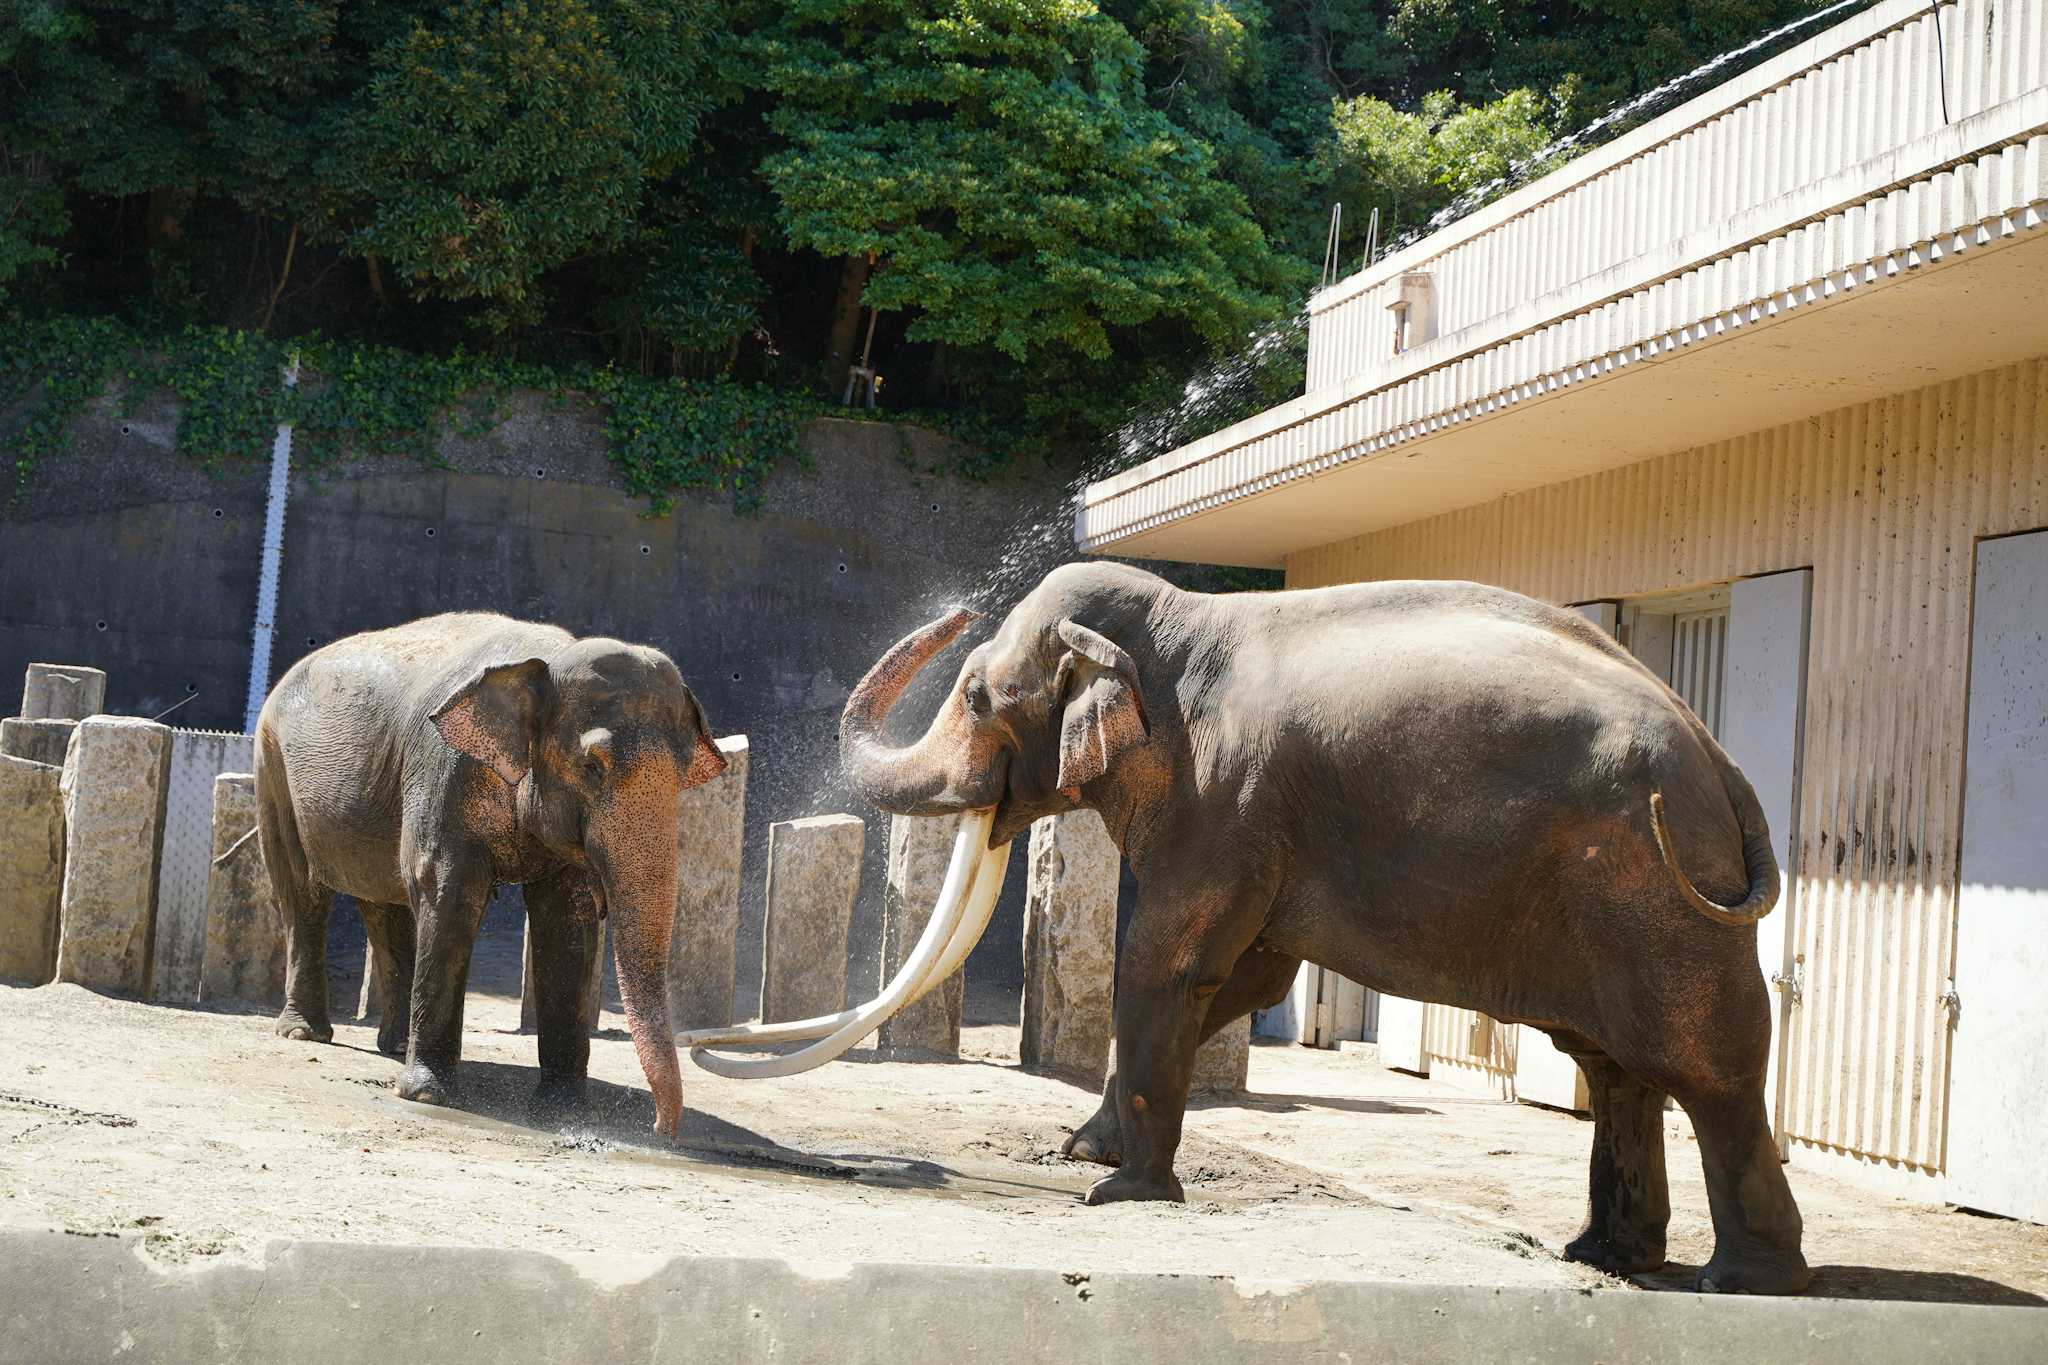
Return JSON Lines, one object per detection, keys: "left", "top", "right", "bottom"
{"left": 1948, "top": 530, "right": 2048, "bottom": 1222}
{"left": 1720, "top": 570, "right": 1812, "bottom": 1148}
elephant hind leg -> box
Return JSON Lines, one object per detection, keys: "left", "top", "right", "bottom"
{"left": 1675, "top": 1088, "right": 1810, "bottom": 1295}
{"left": 1064, "top": 944, "right": 1299, "bottom": 1169}
{"left": 360, "top": 904, "right": 416, "bottom": 1057}
{"left": 259, "top": 766, "right": 334, "bottom": 1045}
{"left": 1560, "top": 1044, "right": 1671, "bottom": 1276}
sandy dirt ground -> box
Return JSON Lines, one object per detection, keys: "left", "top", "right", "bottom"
{"left": 1, "top": 909, "right": 2043, "bottom": 1304}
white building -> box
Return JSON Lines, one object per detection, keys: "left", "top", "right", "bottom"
{"left": 1079, "top": 0, "right": 2048, "bottom": 1222}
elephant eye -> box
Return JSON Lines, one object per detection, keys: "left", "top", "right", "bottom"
{"left": 964, "top": 678, "right": 992, "bottom": 715}
{"left": 583, "top": 754, "right": 607, "bottom": 782}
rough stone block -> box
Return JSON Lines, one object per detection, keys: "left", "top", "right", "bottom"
{"left": 55, "top": 717, "right": 172, "bottom": 997}
{"left": 0, "top": 718, "right": 77, "bottom": 767}
{"left": 667, "top": 736, "right": 748, "bottom": 1031}
{"left": 1191, "top": 1015, "right": 1252, "bottom": 1094}
{"left": 0, "top": 753, "right": 65, "bottom": 984}
{"left": 877, "top": 813, "right": 971, "bottom": 1056}
{"left": 1020, "top": 810, "right": 1118, "bottom": 1083}
{"left": 21, "top": 663, "right": 106, "bottom": 721}
{"left": 198, "top": 774, "right": 283, "bottom": 1007}
{"left": 759, "top": 814, "right": 863, "bottom": 1026}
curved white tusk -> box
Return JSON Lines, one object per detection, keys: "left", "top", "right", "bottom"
{"left": 673, "top": 818, "right": 992, "bottom": 1053}
{"left": 682, "top": 811, "right": 1006, "bottom": 1078}
{"left": 908, "top": 834, "right": 1010, "bottom": 1008}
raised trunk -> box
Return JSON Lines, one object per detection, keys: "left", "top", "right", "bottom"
{"left": 839, "top": 607, "right": 998, "bottom": 815}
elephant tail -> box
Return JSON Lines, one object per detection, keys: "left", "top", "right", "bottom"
{"left": 1648, "top": 750, "right": 1781, "bottom": 927}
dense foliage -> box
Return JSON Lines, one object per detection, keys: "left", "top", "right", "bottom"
{"left": 3, "top": 1, "right": 1849, "bottom": 465}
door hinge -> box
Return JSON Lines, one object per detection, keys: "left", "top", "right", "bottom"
{"left": 1770, "top": 956, "right": 1806, "bottom": 1008}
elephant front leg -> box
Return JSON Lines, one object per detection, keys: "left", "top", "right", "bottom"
{"left": 522, "top": 870, "right": 603, "bottom": 1124}
{"left": 395, "top": 852, "right": 493, "bottom": 1108}
{"left": 1064, "top": 945, "right": 1298, "bottom": 1169}
{"left": 1083, "top": 886, "right": 1266, "bottom": 1206}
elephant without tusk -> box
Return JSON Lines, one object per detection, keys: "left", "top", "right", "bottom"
{"left": 253, "top": 612, "right": 725, "bottom": 1139}
{"left": 837, "top": 561, "right": 1810, "bottom": 1297}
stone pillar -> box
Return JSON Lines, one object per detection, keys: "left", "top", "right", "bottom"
{"left": 1191, "top": 1015, "right": 1252, "bottom": 1094}
{"left": 21, "top": 663, "right": 106, "bottom": 721}
{"left": 0, "top": 754, "right": 65, "bottom": 984}
{"left": 877, "top": 812, "right": 971, "bottom": 1056}
{"left": 55, "top": 717, "right": 172, "bottom": 997}
{"left": 0, "top": 718, "right": 77, "bottom": 767}
{"left": 759, "top": 814, "right": 863, "bottom": 1025}
{"left": 1020, "top": 810, "right": 1117, "bottom": 1083}
{"left": 198, "top": 773, "right": 283, "bottom": 1007}
{"left": 667, "top": 735, "right": 748, "bottom": 1031}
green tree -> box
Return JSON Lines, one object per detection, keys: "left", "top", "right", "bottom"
{"left": 329, "top": 0, "right": 711, "bottom": 329}
{"left": 749, "top": 0, "right": 1292, "bottom": 407}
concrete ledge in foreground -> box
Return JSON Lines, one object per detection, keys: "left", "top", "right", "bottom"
{"left": 2, "top": 1229, "right": 2042, "bottom": 1364}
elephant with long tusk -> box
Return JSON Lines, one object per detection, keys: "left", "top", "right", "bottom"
{"left": 678, "top": 608, "right": 1014, "bottom": 1078}
{"left": 814, "top": 561, "right": 1810, "bottom": 1297}
{"left": 254, "top": 613, "right": 726, "bottom": 1139}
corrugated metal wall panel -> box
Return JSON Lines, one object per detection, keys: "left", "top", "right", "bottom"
{"left": 1286, "top": 357, "right": 2048, "bottom": 1172}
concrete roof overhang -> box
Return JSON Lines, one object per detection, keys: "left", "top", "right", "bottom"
{"left": 1081, "top": 225, "right": 2048, "bottom": 568}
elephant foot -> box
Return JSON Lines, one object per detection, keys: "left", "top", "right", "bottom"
{"left": 1061, "top": 1106, "right": 1123, "bottom": 1167}
{"left": 1084, "top": 1169, "right": 1185, "bottom": 1206}
{"left": 375, "top": 1019, "right": 409, "bottom": 1058}
{"left": 1562, "top": 1227, "right": 1666, "bottom": 1276}
{"left": 395, "top": 1063, "right": 457, "bottom": 1108}
{"left": 274, "top": 1007, "right": 332, "bottom": 1044}
{"left": 529, "top": 1074, "right": 589, "bottom": 1128}
{"left": 1694, "top": 1246, "right": 1813, "bottom": 1296}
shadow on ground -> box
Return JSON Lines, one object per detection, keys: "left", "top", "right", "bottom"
{"left": 1630, "top": 1261, "right": 2048, "bottom": 1306}
{"left": 359, "top": 1057, "right": 1093, "bottom": 1206}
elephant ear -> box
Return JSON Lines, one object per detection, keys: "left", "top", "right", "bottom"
{"left": 430, "top": 658, "right": 553, "bottom": 786}
{"left": 677, "top": 686, "right": 728, "bottom": 790}
{"left": 1054, "top": 619, "right": 1149, "bottom": 798}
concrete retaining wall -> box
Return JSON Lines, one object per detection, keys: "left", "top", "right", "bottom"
{"left": 0, "top": 394, "right": 1084, "bottom": 1001}
{"left": 4, "top": 1229, "right": 2041, "bottom": 1365}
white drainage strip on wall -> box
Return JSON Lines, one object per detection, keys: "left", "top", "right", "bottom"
{"left": 242, "top": 356, "right": 299, "bottom": 736}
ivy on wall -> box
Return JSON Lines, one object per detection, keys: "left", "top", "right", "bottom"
{"left": 0, "top": 315, "right": 817, "bottom": 514}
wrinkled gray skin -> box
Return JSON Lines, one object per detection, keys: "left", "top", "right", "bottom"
{"left": 842, "top": 562, "right": 1808, "bottom": 1295}
{"left": 254, "top": 613, "right": 725, "bottom": 1138}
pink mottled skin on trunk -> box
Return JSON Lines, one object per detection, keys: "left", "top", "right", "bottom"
{"left": 590, "top": 754, "right": 710, "bottom": 1139}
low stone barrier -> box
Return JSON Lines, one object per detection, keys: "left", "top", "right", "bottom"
{"left": 759, "top": 814, "right": 863, "bottom": 1025}
{"left": 199, "top": 773, "right": 283, "bottom": 1007}
{"left": 9, "top": 1230, "right": 2041, "bottom": 1365}
{"left": 0, "top": 752, "right": 65, "bottom": 983}
{"left": 55, "top": 716, "right": 172, "bottom": 997}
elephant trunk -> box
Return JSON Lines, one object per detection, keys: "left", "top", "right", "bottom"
{"left": 839, "top": 606, "right": 997, "bottom": 815}
{"left": 597, "top": 844, "right": 685, "bottom": 1139}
